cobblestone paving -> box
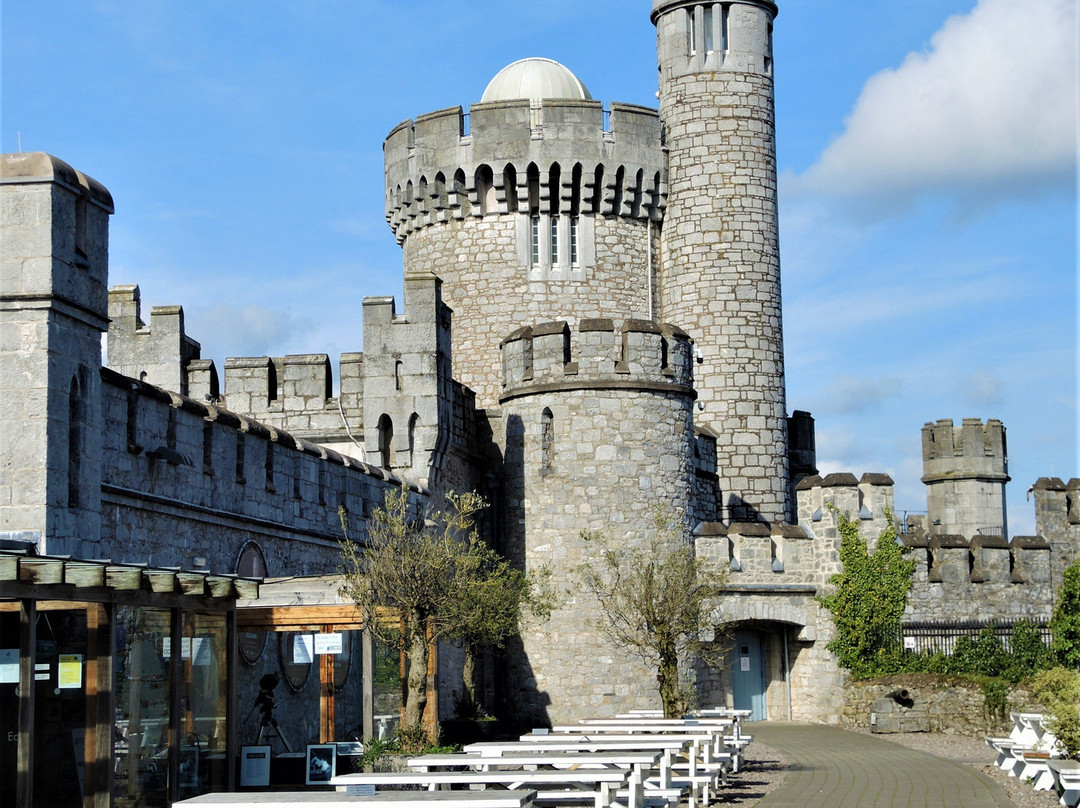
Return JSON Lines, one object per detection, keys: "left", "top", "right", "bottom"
{"left": 749, "top": 723, "right": 1016, "bottom": 808}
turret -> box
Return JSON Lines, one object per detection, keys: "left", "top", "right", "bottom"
{"left": 652, "top": 0, "right": 789, "bottom": 524}
{"left": 0, "top": 152, "right": 113, "bottom": 552}
{"left": 498, "top": 317, "right": 697, "bottom": 723}
{"left": 921, "top": 418, "right": 1010, "bottom": 537}
{"left": 384, "top": 58, "right": 667, "bottom": 406}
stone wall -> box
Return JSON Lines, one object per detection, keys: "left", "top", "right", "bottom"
{"left": 401, "top": 214, "right": 656, "bottom": 406}
{"left": 91, "top": 366, "right": 417, "bottom": 575}
{"left": 902, "top": 533, "right": 1053, "bottom": 623}
{"left": 498, "top": 319, "right": 696, "bottom": 724}
{"left": 842, "top": 675, "right": 1044, "bottom": 738}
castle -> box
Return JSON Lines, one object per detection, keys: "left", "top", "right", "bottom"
{"left": 2, "top": 0, "right": 1078, "bottom": 752}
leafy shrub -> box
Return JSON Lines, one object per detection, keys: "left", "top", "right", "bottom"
{"left": 1052, "top": 561, "right": 1080, "bottom": 669}
{"left": 1030, "top": 667, "right": 1080, "bottom": 757}
{"left": 817, "top": 509, "right": 914, "bottom": 678}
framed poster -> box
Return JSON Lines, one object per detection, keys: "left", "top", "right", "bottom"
{"left": 240, "top": 745, "right": 271, "bottom": 787}
{"left": 305, "top": 744, "right": 336, "bottom": 785}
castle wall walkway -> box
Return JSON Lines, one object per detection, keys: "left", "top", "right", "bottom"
{"left": 749, "top": 723, "right": 1015, "bottom": 808}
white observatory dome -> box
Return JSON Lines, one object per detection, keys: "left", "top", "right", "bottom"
{"left": 481, "top": 58, "right": 592, "bottom": 103}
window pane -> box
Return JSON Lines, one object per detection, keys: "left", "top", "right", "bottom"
{"left": 178, "top": 612, "right": 228, "bottom": 800}
{"left": 114, "top": 606, "right": 172, "bottom": 807}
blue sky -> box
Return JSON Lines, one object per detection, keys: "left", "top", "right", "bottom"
{"left": 2, "top": 0, "right": 1076, "bottom": 534}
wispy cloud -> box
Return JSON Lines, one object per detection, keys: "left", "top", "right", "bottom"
{"left": 957, "top": 369, "right": 1004, "bottom": 407}
{"left": 812, "top": 374, "right": 903, "bottom": 416}
{"left": 786, "top": 0, "right": 1077, "bottom": 212}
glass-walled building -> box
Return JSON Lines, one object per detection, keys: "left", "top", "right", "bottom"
{"left": 0, "top": 551, "right": 256, "bottom": 808}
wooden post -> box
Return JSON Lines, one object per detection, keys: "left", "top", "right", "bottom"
{"left": 362, "top": 625, "right": 374, "bottom": 743}
{"left": 226, "top": 609, "right": 238, "bottom": 792}
{"left": 319, "top": 626, "right": 335, "bottom": 743}
{"left": 16, "top": 599, "right": 35, "bottom": 808}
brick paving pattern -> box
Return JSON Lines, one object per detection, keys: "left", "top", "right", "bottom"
{"left": 750, "top": 723, "right": 1016, "bottom": 808}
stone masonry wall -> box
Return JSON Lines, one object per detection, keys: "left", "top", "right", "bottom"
{"left": 842, "top": 676, "right": 1044, "bottom": 738}
{"left": 498, "top": 320, "right": 696, "bottom": 724}
{"left": 89, "top": 367, "right": 416, "bottom": 576}
{"left": 403, "top": 215, "right": 654, "bottom": 406}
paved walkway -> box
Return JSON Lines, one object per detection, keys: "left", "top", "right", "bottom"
{"left": 748, "top": 723, "right": 1015, "bottom": 808}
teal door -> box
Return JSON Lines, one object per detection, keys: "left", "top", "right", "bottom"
{"left": 732, "top": 631, "right": 767, "bottom": 721}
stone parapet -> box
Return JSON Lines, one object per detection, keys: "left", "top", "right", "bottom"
{"left": 384, "top": 101, "right": 665, "bottom": 243}
{"left": 499, "top": 319, "right": 693, "bottom": 401}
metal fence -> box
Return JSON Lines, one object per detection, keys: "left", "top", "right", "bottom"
{"left": 896, "top": 618, "right": 1052, "bottom": 656}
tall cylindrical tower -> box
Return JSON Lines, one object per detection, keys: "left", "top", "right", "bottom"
{"left": 652, "top": 0, "right": 790, "bottom": 524}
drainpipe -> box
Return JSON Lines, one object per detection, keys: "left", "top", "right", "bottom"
{"left": 783, "top": 628, "right": 792, "bottom": 721}
{"left": 647, "top": 219, "right": 654, "bottom": 321}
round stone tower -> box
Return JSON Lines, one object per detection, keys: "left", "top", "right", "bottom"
{"left": 652, "top": 0, "right": 790, "bottom": 524}
{"left": 497, "top": 318, "right": 697, "bottom": 724}
{"left": 383, "top": 59, "right": 667, "bottom": 406}
{"left": 922, "top": 418, "right": 1010, "bottom": 537}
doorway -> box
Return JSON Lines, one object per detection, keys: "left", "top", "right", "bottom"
{"left": 732, "top": 630, "right": 767, "bottom": 721}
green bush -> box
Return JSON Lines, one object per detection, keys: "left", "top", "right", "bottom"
{"left": 1030, "top": 667, "right": 1080, "bottom": 757}
{"left": 1052, "top": 561, "right": 1080, "bottom": 669}
{"left": 817, "top": 510, "right": 914, "bottom": 678}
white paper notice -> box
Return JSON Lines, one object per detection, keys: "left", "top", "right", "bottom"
{"left": 314, "top": 633, "right": 343, "bottom": 655}
{"left": 0, "top": 649, "right": 18, "bottom": 684}
{"left": 293, "top": 634, "right": 314, "bottom": 664}
{"left": 740, "top": 657, "right": 750, "bottom": 672}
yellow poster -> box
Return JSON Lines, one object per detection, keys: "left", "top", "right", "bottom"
{"left": 58, "top": 654, "right": 82, "bottom": 689}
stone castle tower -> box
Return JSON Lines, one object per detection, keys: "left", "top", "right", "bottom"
{"left": 0, "top": 153, "right": 114, "bottom": 553}
{"left": 922, "top": 418, "right": 1010, "bottom": 538}
{"left": 654, "top": 0, "right": 788, "bottom": 525}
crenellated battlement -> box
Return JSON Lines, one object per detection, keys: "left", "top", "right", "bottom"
{"left": 795, "top": 472, "right": 896, "bottom": 545}
{"left": 383, "top": 100, "right": 666, "bottom": 244}
{"left": 922, "top": 418, "right": 1008, "bottom": 469}
{"left": 921, "top": 418, "right": 1010, "bottom": 537}
{"left": 499, "top": 318, "right": 694, "bottom": 401}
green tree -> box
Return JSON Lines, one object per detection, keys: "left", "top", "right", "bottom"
{"left": 573, "top": 510, "right": 728, "bottom": 718}
{"left": 817, "top": 509, "right": 915, "bottom": 677}
{"left": 340, "top": 486, "right": 547, "bottom": 744}
{"left": 1051, "top": 560, "right": 1080, "bottom": 669}
{"left": 447, "top": 544, "right": 552, "bottom": 717}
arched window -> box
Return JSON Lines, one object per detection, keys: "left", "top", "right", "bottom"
{"left": 504, "top": 164, "right": 518, "bottom": 212}
{"left": 475, "top": 165, "right": 495, "bottom": 215}
{"left": 378, "top": 414, "right": 395, "bottom": 469}
{"left": 408, "top": 413, "right": 420, "bottom": 468}
{"left": 68, "top": 374, "right": 83, "bottom": 508}
{"left": 453, "top": 169, "right": 470, "bottom": 217}
{"left": 540, "top": 408, "right": 554, "bottom": 473}
{"left": 592, "top": 165, "right": 605, "bottom": 214}
{"left": 434, "top": 172, "right": 448, "bottom": 210}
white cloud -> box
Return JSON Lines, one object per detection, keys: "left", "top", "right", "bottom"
{"left": 813, "top": 374, "right": 903, "bottom": 415}
{"left": 186, "top": 303, "right": 307, "bottom": 361}
{"left": 957, "top": 369, "right": 1004, "bottom": 406}
{"left": 789, "top": 0, "right": 1077, "bottom": 207}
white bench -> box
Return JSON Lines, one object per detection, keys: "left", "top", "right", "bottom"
{"left": 329, "top": 769, "right": 635, "bottom": 808}
{"left": 1048, "top": 759, "right": 1080, "bottom": 808}
{"left": 175, "top": 792, "right": 537, "bottom": 808}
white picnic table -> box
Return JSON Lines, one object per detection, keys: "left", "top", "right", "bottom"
{"left": 409, "top": 750, "right": 663, "bottom": 778}
{"left": 329, "top": 769, "right": 637, "bottom": 808}
{"left": 1048, "top": 759, "right": 1080, "bottom": 808}
{"left": 175, "top": 792, "right": 536, "bottom": 808}
{"left": 515, "top": 730, "right": 727, "bottom": 807}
